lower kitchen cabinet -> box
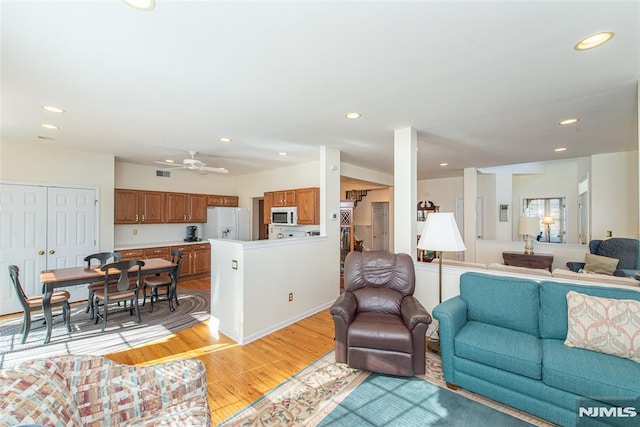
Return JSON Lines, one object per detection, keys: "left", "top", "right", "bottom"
{"left": 170, "top": 243, "right": 211, "bottom": 279}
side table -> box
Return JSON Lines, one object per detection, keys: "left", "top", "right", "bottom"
{"left": 502, "top": 251, "right": 553, "bottom": 272}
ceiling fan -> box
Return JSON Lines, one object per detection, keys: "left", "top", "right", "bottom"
{"left": 154, "top": 150, "right": 228, "bottom": 174}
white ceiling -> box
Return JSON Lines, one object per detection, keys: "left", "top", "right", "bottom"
{"left": 2, "top": 1, "right": 638, "bottom": 180}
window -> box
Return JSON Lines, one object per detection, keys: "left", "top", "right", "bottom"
{"left": 522, "top": 197, "right": 566, "bottom": 243}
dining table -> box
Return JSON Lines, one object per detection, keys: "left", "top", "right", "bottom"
{"left": 39, "top": 257, "right": 177, "bottom": 344}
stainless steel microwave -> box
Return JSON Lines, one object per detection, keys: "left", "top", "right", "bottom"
{"left": 271, "top": 207, "right": 297, "bottom": 226}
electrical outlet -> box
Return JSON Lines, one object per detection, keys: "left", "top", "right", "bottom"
{"left": 288, "top": 292, "right": 293, "bottom": 302}
{"left": 132, "top": 229, "right": 138, "bottom": 235}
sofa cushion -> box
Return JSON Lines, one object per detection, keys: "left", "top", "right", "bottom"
{"left": 460, "top": 272, "right": 540, "bottom": 336}
{"left": 543, "top": 339, "right": 640, "bottom": 405}
{"left": 583, "top": 253, "right": 619, "bottom": 275}
{"left": 0, "top": 359, "right": 83, "bottom": 427}
{"left": 455, "top": 321, "right": 542, "bottom": 380}
{"left": 564, "top": 291, "right": 640, "bottom": 363}
{"left": 539, "top": 281, "right": 640, "bottom": 340}
{"left": 595, "top": 238, "right": 639, "bottom": 271}
{"left": 551, "top": 268, "right": 640, "bottom": 287}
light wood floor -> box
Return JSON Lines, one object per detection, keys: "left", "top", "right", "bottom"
{"left": 106, "top": 277, "right": 336, "bottom": 424}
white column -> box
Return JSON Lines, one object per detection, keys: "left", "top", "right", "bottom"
{"left": 463, "top": 167, "right": 477, "bottom": 262}
{"left": 394, "top": 127, "right": 417, "bottom": 258}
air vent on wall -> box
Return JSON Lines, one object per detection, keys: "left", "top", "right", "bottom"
{"left": 156, "top": 170, "right": 171, "bottom": 178}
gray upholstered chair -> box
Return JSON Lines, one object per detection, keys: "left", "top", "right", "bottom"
{"left": 566, "top": 238, "right": 639, "bottom": 277}
{"left": 330, "top": 251, "right": 431, "bottom": 376}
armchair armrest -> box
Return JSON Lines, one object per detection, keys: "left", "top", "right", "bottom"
{"left": 432, "top": 297, "right": 468, "bottom": 383}
{"left": 400, "top": 296, "right": 432, "bottom": 331}
{"left": 566, "top": 261, "right": 585, "bottom": 272}
{"left": 329, "top": 291, "right": 356, "bottom": 325}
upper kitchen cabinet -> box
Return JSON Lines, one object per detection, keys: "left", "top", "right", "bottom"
{"left": 115, "top": 189, "right": 164, "bottom": 224}
{"left": 165, "top": 192, "right": 207, "bottom": 223}
{"left": 296, "top": 187, "right": 320, "bottom": 225}
{"left": 114, "top": 189, "right": 139, "bottom": 224}
{"left": 272, "top": 190, "right": 296, "bottom": 207}
{"left": 207, "top": 195, "right": 239, "bottom": 207}
{"left": 263, "top": 192, "right": 274, "bottom": 224}
{"left": 138, "top": 191, "right": 165, "bottom": 223}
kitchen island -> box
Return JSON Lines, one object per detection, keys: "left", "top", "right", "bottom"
{"left": 209, "top": 236, "right": 338, "bottom": 344}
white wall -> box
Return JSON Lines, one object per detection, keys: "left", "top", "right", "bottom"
{"left": 591, "top": 151, "right": 639, "bottom": 239}
{"left": 0, "top": 139, "right": 116, "bottom": 250}
{"left": 115, "top": 161, "right": 236, "bottom": 195}
{"left": 512, "top": 158, "right": 579, "bottom": 243}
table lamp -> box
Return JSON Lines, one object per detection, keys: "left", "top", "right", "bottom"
{"left": 542, "top": 216, "right": 554, "bottom": 242}
{"left": 518, "top": 216, "right": 540, "bottom": 255}
{"left": 417, "top": 212, "right": 466, "bottom": 353}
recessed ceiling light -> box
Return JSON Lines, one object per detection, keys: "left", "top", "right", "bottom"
{"left": 165, "top": 159, "right": 174, "bottom": 163}
{"left": 37, "top": 136, "right": 55, "bottom": 141}
{"left": 122, "top": 0, "right": 156, "bottom": 11}
{"left": 345, "top": 112, "right": 362, "bottom": 120}
{"left": 440, "top": 163, "right": 449, "bottom": 167}
{"left": 278, "top": 152, "right": 287, "bottom": 156}
{"left": 40, "top": 123, "right": 59, "bottom": 130}
{"left": 555, "top": 147, "right": 568, "bottom": 152}
{"left": 559, "top": 118, "right": 580, "bottom": 125}
{"left": 574, "top": 31, "right": 614, "bottom": 50}
{"left": 219, "top": 137, "right": 232, "bottom": 143}
{"left": 41, "top": 105, "right": 65, "bottom": 113}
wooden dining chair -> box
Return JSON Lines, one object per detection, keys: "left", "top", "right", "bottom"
{"left": 8, "top": 265, "right": 71, "bottom": 344}
{"left": 84, "top": 252, "right": 122, "bottom": 319}
{"left": 93, "top": 259, "right": 144, "bottom": 332}
{"left": 142, "top": 249, "right": 183, "bottom": 312}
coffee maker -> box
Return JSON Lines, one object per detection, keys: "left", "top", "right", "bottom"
{"left": 185, "top": 225, "right": 198, "bottom": 242}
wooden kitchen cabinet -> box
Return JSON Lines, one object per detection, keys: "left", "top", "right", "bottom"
{"left": 263, "top": 192, "right": 273, "bottom": 224}
{"left": 170, "top": 243, "right": 211, "bottom": 278}
{"left": 115, "top": 189, "right": 140, "bottom": 224}
{"left": 165, "top": 192, "right": 206, "bottom": 223}
{"left": 296, "top": 187, "right": 320, "bottom": 225}
{"left": 207, "top": 195, "right": 239, "bottom": 207}
{"left": 115, "top": 189, "right": 164, "bottom": 224}
{"left": 188, "top": 194, "right": 207, "bottom": 222}
{"left": 144, "top": 246, "right": 171, "bottom": 260}
{"left": 119, "top": 248, "right": 144, "bottom": 261}
{"left": 272, "top": 190, "right": 296, "bottom": 207}
{"left": 165, "top": 192, "right": 189, "bottom": 223}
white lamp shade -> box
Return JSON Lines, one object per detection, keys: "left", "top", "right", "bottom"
{"left": 518, "top": 216, "right": 539, "bottom": 236}
{"left": 417, "top": 212, "right": 466, "bottom": 252}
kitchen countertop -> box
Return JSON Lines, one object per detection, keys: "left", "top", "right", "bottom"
{"left": 115, "top": 240, "right": 210, "bottom": 251}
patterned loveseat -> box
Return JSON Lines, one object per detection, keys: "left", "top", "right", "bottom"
{"left": 0, "top": 355, "right": 211, "bottom": 427}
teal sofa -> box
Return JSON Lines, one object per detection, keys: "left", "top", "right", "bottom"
{"left": 433, "top": 272, "right": 640, "bottom": 426}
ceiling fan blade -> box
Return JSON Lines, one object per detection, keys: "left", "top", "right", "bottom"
{"left": 154, "top": 161, "right": 186, "bottom": 169}
{"left": 201, "top": 166, "right": 229, "bottom": 174}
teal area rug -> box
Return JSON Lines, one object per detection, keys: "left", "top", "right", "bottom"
{"left": 221, "top": 351, "right": 550, "bottom": 426}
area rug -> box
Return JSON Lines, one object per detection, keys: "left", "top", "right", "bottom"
{"left": 221, "top": 351, "right": 551, "bottom": 426}
{"left": 0, "top": 289, "right": 210, "bottom": 369}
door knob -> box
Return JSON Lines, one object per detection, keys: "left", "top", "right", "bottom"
{"left": 38, "top": 250, "right": 45, "bottom": 255}
{"left": 49, "top": 249, "right": 55, "bottom": 254}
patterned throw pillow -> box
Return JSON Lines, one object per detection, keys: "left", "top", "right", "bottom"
{"left": 565, "top": 290, "right": 640, "bottom": 363}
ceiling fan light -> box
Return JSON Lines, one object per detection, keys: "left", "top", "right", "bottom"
{"left": 559, "top": 118, "right": 579, "bottom": 125}
{"left": 219, "top": 137, "right": 232, "bottom": 143}
{"left": 40, "top": 123, "right": 58, "bottom": 130}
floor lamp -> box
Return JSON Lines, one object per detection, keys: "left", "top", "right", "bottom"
{"left": 417, "top": 212, "right": 466, "bottom": 353}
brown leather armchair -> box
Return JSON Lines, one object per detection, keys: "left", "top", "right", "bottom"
{"left": 330, "top": 251, "right": 432, "bottom": 376}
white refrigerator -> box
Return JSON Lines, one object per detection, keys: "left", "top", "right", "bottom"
{"left": 203, "top": 207, "right": 250, "bottom": 241}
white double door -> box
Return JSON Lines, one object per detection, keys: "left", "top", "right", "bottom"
{"left": 0, "top": 183, "right": 97, "bottom": 315}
